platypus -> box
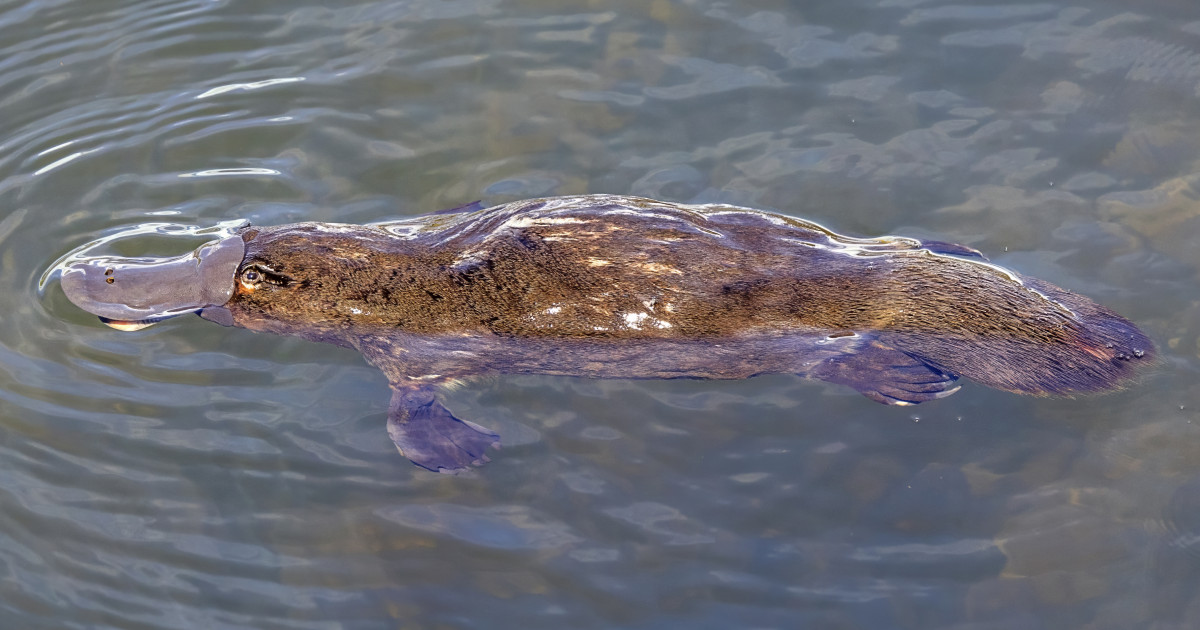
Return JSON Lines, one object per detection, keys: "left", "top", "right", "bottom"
{"left": 58, "top": 195, "right": 1155, "bottom": 472}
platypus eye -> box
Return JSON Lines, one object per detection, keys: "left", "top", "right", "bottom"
{"left": 239, "top": 267, "right": 263, "bottom": 289}
{"left": 239, "top": 264, "right": 290, "bottom": 290}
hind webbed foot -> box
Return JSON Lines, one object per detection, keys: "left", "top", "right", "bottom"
{"left": 811, "top": 341, "right": 961, "bottom": 405}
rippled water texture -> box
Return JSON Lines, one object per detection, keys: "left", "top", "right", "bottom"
{"left": 5, "top": 0, "right": 1200, "bottom": 628}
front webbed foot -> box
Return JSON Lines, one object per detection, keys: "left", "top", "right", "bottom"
{"left": 387, "top": 387, "right": 500, "bottom": 473}
{"left": 811, "top": 341, "right": 961, "bottom": 405}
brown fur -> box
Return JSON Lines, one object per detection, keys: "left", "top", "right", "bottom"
{"left": 220, "top": 194, "right": 1154, "bottom": 397}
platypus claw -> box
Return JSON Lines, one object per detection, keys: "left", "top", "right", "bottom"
{"left": 386, "top": 387, "right": 501, "bottom": 473}
{"left": 812, "top": 341, "right": 961, "bottom": 405}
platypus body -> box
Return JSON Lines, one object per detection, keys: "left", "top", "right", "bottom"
{"left": 60, "top": 195, "right": 1155, "bottom": 472}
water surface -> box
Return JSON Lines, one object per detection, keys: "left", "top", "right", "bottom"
{"left": 4, "top": 0, "right": 1200, "bottom": 628}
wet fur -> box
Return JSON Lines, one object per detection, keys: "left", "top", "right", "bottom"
{"left": 219, "top": 194, "right": 1154, "bottom": 398}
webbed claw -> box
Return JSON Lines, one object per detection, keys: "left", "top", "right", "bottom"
{"left": 811, "top": 341, "right": 961, "bottom": 405}
{"left": 386, "top": 387, "right": 500, "bottom": 473}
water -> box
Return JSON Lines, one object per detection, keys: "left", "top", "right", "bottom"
{"left": 3, "top": 0, "right": 1199, "bottom": 628}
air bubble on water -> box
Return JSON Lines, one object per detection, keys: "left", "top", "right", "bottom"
{"left": 911, "top": 415, "right": 920, "bottom": 423}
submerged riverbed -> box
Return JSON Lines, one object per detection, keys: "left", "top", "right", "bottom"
{"left": 3, "top": 0, "right": 1200, "bottom": 628}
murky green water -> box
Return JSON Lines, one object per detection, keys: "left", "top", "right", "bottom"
{"left": 4, "top": 0, "right": 1200, "bottom": 627}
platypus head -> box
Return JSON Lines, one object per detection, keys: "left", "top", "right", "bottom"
{"left": 198, "top": 224, "right": 410, "bottom": 342}
{"left": 60, "top": 236, "right": 245, "bottom": 331}
{"left": 61, "top": 223, "right": 408, "bottom": 341}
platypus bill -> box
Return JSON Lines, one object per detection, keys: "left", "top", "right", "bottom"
{"left": 58, "top": 195, "right": 1155, "bottom": 473}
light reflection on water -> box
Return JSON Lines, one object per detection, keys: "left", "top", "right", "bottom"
{"left": 2, "top": 0, "right": 1199, "bottom": 628}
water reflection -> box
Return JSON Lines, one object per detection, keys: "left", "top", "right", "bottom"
{"left": 1, "top": 0, "right": 1197, "bottom": 627}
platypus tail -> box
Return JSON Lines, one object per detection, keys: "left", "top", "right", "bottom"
{"left": 887, "top": 276, "right": 1155, "bottom": 397}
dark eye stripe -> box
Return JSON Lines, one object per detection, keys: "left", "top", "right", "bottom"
{"left": 243, "top": 264, "right": 291, "bottom": 287}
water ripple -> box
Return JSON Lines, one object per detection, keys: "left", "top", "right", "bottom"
{"left": 0, "top": 0, "right": 1196, "bottom": 627}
